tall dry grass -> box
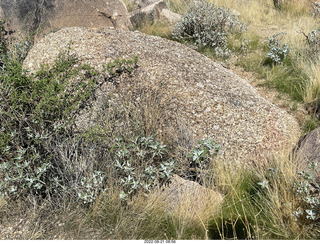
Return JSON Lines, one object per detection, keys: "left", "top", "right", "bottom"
{"left": 207, "top": 150, "right": 316, "bottom": 239}
{"left": 296, "top": 57, "right": 320, "bottom": 104}
{"left": 2, "top": 0, "right": 320, "bottom": 240}
{"left": 211, "top": 0, "right": 320, "bottom": 106}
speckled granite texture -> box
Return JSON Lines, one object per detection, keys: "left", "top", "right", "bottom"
{"left": 24, "top": 27, "right": 300, "bottom": 163}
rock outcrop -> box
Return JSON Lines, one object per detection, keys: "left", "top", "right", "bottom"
{"left": 23, "top": 27, "right": 300, "bottom": 164}
{"left": 0, "top": 0, "right": 132, "bottom": 40}
{"left": 293, "top": 127, "right": 320, "bottom": 174}
{"left": 129, "top": 0, "right": 181, "bottom": 27}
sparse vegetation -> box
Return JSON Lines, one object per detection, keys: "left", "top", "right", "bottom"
{"left": 265, "top": 32, "right": 290, "bottom": 65}
{"left": 113, "top": 135, "right": 175, "bottom": 201}
{"left": 2, "top": 0, "right": 320, "bottom": 240}
{"left": 172, "top": 0, "right": 246, "bottom": 60}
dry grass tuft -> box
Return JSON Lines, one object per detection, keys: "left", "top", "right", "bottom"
{"left": 206, "top": 149, "right": 318, "bottom": 239}
{"left": 297, "top": 58, "right": 320, "bottom": 104}
{"left": 139, "top": 21, "right": 174, "bottom": 39}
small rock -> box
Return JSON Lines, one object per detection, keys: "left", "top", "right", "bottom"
{"left": 159, "top": 9, "right": 181, "bottom": 25}
{"left": 155, "top": 175, "right": 223, "bottom": 220}
{"left": 129, "top": 0, "right": 168, "bottom": 27}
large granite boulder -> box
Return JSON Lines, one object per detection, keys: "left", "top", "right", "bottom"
{"left": 23, "top": 27, "right": 300, "bottom": 164}
{"left": 0, "top": 0, "right": 132, "bottom": 40}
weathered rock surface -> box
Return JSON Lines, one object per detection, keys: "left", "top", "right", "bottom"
{"left": 129, "top": 0, "right": 180, "bottom": 27}
{"left": 159, "top": 8, "right": 181, "bottom": 25}
{"left": 0, "top": 0, "right": 132, "bottom": 39}
{"left": 24, "top": 27, "right": 300, "bottom": 163}
{"left": 154, "top": 175, "right": 223, "bottom": 219}
{"left": 294, "top": 127, "right": 320, "bottom": 174}
{"left": 125, "top": 0, "right": 165, "bottom": 12}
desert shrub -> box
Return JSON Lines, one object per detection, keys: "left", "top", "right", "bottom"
{"left": 112, "top": 135, "right": 175, "bottom": 201}
{"left": 188, "top": 139, "right": 220, "bottom": 169}
{"left": 105, "top": 56, "right": 138, "bottom": 79}
{"left": 0, "top": 45, "right": 174, "bottom": 205}
{"left": 265, "top": 33, "right": 290, "bottom": 65}
{"left": 313, "top": 2, "right": 320, "bottom": 17}
{"left": 0, "top": 50, "right": 101, "bottom": 200}
{"left": 8, "top": 40, "right": 32, "bottom": 63}
{"left": 256, "top": 163, "right": 320, "bottom": 238}
{"left": 172, "top": 0, "right": 246, "bottom": 59}
{"left": 292, "top": 162, "right": 320, "bottom": 230}
{"left": 187, "top": 138, "right": 220, "bottom": 182}
{"left": 0, "top": 41, "right": 141, "bottom": 200}
{"left": 302, "top": 27, "right": 320, "bottom": 59}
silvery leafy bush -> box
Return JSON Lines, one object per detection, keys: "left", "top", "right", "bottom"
{"left": 113, "top": 136, "right": 175, "bottom": 201}
{"left": 77, "top": 171, "right": 106, "bottom": 204}
{"left": 313, "top": 2, "right": 320, "bottom": 18}
{"left": 292, "top": 162, "right": 320, "bottom": 226}
{"left": 0, "top": 39, "right": 139, "bottom": 203}
{"left": 258, "top": 163, "right": 320, "bottom": 228}
{"left": 172, "top": 0, "right": 246, "bottom": 59}
{"left": 188, "top": 138, "right": 220, "bottom": 168}
{"left": 302, "top": 28, "right": 320, "bottom": 59}
{"left": 265, "top": 32, "right": 290, "bottom": 64}
{"left": 188, "top": 138, "right": 220, "bottom": 181}
{"left": 7, "top": 40, "right": 32, "bottom": 63}
{"left": 239, "top": 36, "right": 251, "bottom": 54}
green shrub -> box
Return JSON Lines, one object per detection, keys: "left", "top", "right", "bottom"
{"left": 0, "top": 50, "right": 101, "bottom": 199}
{"left": 172, "top": 0, "right": 246, "bottom": 59}
{"left": 0, "top": 45, "right": 172, "bottom": 205}
{"left": 105, "top": 56, "right": 138, "bottom": 79}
